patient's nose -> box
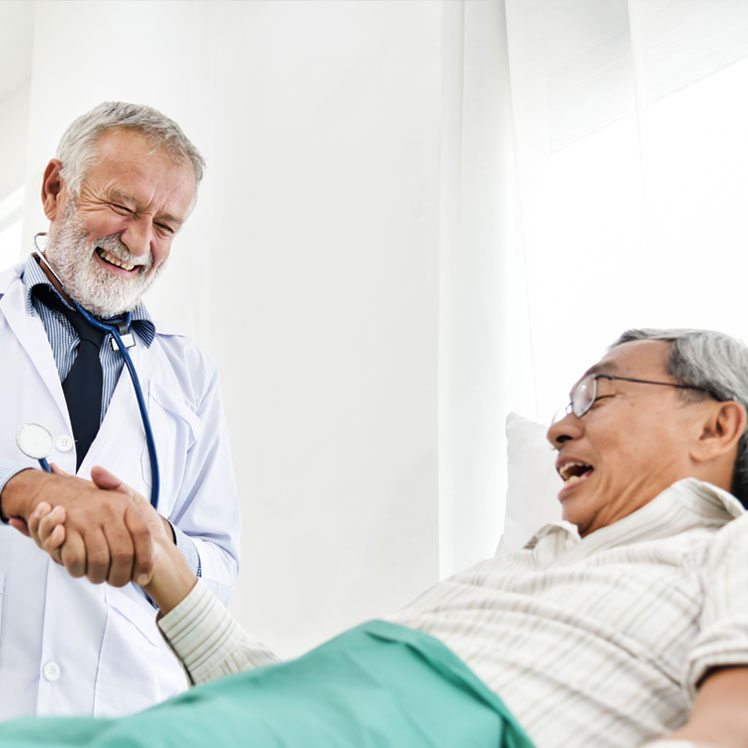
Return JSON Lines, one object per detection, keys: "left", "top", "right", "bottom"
{"left": 547, "top": 412, "right": 583, "bottom": 448}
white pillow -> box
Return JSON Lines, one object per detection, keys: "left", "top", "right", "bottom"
{"left": 496, "top": 412, "right": 563, "bottom": 554}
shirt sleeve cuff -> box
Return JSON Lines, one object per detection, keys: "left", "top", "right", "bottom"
{"left": 169, "top": 521, "right": 202, "bottom": 577}
{"left": 157, "top": 579, "right": 279, "bottom": 685}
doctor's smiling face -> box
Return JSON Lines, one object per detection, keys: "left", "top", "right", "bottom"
{"left": 546, "top": 340, "right": 726, "bottom": 536}
{"left": 41, "top": 128, "right": 196, "bottom": 317}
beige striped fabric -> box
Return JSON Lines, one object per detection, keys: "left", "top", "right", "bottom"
{"left": 158, "top": 580, "right": 279, "bottom": 684}
{"left": 158, "top": 478, "right": 748, "bottom": 748}
{"left": 391, "top": 478, "right": 748, "bottom": 748}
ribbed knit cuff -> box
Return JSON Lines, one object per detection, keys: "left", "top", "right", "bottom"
{"left": 158, "top": 580, "right": 279, "bottom": 685}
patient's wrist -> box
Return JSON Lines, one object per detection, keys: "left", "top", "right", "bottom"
{"left": 142, "top": 538, "right": 197, "bottom": 615}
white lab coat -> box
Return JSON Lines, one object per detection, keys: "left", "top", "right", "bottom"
{"left": 0, "top": 263, "right": 241, "bottom": 718}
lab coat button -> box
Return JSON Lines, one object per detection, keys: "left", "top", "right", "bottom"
{"left": 56, "top": 436, "right": 74, "bottom": 452}
{"left": 42, "top": 662, "right": 60, "bottom": 682}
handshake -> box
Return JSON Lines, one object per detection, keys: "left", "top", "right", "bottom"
{"left": 4, "top": 464, "right": 196, "bottom": 614}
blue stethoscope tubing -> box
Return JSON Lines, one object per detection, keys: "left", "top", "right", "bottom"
{"left": 34, "top": 246, "right": 160, "bottom": 509}
{"left": 75, "top": 304, "right": 160, "bottom": 510}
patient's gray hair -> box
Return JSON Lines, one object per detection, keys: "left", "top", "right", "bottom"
{"left": 612, "top": 328, "right": 748, "bottom": 507}
{"left": 56, "top": 101, "right": 205, "bottom": 200}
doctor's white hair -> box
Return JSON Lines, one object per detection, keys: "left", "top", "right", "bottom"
{"left": 611, "top": 328, "right": 748, "bottom": 508}
{"left": 55, "top": 101, "right": 205, "bottom": 200}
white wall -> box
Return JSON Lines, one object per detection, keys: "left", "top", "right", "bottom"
{"left": 17, "top": 0, "right": 461, "bottom": 656}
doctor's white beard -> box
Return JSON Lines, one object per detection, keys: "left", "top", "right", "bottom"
{"left": 43, "top": 201, "right": 166, "bottom": 318}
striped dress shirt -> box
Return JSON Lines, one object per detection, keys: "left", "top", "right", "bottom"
{"left": 158, "top": 478, "right": 748, "bottom": 747}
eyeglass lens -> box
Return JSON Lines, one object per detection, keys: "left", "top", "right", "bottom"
{"left": 551, "top": 373, "right": 600, "bottom": 424}
{"left": 571, "top": 374, "right": 596, "bottom": 417}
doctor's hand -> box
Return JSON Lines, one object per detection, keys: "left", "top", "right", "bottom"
{"left": 28, "top": 471, "right": 197, "bottom": 615}
{"left": 2, "top": 464, "right": 155, "bottom": 587}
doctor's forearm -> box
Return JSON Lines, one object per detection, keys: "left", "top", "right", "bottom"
{"left": 0, "top": 461, "right": 35, "bottom": 521}
{"left": 0, "top": 468, "right": 45, "bottom": 520}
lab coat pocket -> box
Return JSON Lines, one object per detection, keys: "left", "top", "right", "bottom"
{"left": 140, "top": 381, "right": 202, "bottom": 519}
{"left": 94, "top": 587, "right": 188, "bottom": 717}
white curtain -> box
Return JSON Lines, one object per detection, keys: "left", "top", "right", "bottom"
{"left": 440, "top": 0, "right": 748, "bottom": 575}
{"left": 500, "top": 0, "right": 748, "bottom": 423}
{"left": 438, "top": 1, "right": 525, "bottom": 576}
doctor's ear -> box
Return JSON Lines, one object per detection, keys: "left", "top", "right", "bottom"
{"left": 41, "top": 160, "right": 66, "bottom": 221}
{"left": 692, "top": 400, "right": 747, "bottom": 462}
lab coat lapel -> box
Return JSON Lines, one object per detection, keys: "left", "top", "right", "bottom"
{"left": 124, "top": 332, "right": 157, "bottom": 382}
{"left": 0, "top": 269, "right": 70, "bottom": 427}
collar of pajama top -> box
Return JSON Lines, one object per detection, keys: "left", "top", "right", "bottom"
{"left": 523, "top": 475, "right": 744, "bottom": 562}
{"left": 22, "top": 254, "right": 155, "bottom": 424}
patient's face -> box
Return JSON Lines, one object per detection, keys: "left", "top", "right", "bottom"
{"left": 547, "top": 340, "right": 701, "bottom": 536}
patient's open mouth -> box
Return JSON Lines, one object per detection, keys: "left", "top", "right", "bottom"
{"left": 558, "top": 461, "right": 594, "bottom": 485}
{"left": 96, "top": 247, "right": 138, "bottom": 272}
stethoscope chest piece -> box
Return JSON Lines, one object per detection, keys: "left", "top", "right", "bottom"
{"left": 16, "top": 423, "right": 54, "bottom": 472}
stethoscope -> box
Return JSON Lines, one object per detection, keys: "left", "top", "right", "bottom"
{"left": 15, "top": 237, "right": 160, "bottom": 509}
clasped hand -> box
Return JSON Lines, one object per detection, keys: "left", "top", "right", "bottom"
{"left": 8, "top": 464, "right": 164, "bottom": 587}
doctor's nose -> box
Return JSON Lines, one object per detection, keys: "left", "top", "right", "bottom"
{"left": 121, "top": 217, "right": 154, "bottom": 258}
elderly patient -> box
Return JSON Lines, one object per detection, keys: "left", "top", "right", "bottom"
{"left": 4, "top": 328, "right": 748, "bottom": 748}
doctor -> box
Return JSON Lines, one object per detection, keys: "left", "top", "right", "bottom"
{"left": 0, "top": 102, "right": 240, "bottom": 719}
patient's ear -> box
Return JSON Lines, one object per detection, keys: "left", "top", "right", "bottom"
{"left": 691, "top": 400, "right": 747, "bottom": 463}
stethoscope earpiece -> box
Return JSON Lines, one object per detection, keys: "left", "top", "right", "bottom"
{"left": 33, "top": 232, "right": 48, "bottom": 254}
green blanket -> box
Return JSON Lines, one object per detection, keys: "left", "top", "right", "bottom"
{"left": 0, "top": 620, "right": 535, "bottom": 747}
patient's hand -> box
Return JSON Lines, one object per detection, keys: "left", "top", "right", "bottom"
{"left": 25, "top": 501, "right": 66, "bottom": 560}
{"left": 93, "top": 467, "right": 197, "bottom": 614}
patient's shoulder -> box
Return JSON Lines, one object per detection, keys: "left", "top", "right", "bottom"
{"left": 702, "top": 510, "right": 748, "bottom": 575}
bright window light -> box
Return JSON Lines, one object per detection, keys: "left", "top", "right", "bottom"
{"left": 519, "top": 57, "right": 748, "bottom": 422}
{"left": 0, "top": 185, "right": 24, "bottom": 269}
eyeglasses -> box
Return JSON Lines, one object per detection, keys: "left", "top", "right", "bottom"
{"left": 553, "top": 373, "right": 709, "bottom": 424}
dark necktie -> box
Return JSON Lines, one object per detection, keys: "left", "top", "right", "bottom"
{"left": 33, "top": 285, "right": 107, "bottom": 469}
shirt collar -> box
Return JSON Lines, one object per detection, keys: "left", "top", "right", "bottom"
{"left": 22, "top": 254, "right": 156, "bottom": 347}
{"left": 525, "top": 477, "right": 744, "bottom": 550}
